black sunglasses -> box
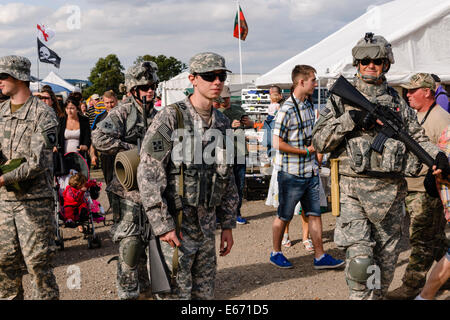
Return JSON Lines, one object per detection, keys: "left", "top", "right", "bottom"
{"left": 137, "top": 83, "right": 157, "bottom": 92}
{"left": 196, "top": 72, "right": 227, "bottom": 82}
{"left": 0, "top": 73, "right": 10, "bottom": 80}
{"left": 360, "top": 58, "right": 384, "bottom": 66}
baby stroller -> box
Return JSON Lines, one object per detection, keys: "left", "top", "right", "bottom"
{"left": 53, "top": 152, "right": 103, "bottom": 250}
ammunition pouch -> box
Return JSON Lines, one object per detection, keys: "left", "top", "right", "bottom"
{"left": 345, "top": 135, "right": 407, "bottom": 175}
{"left": 169, "top": 164, "right": 229, "bottom": 209}
{"left": 166, "top": 102, "right": 231, "bottom": 209}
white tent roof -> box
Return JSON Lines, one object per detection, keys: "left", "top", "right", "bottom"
{"left": 42, "top": 71, "right": 81, "bottom": 92}
{"left": 256, "top": 0, "right": 450, "bottom": 88}
{"left": 158, "top": 71, "right": 191, "bottom": 107}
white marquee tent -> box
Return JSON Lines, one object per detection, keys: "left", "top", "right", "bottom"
{"left": 30, "top": 71, "right": 81, "bottom": 93}
{"left": 159, "top": 72, "right": 260, "bottom": 106}
{"left": 256, "top": 0, "right": 450, "bottom": 88}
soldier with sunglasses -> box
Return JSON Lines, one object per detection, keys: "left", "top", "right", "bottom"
{"left": 137, "top": 52, "right": 239, "bottom": 299}
{"left": 92, "top": 61, "right": 159, "bottom": 300}
{"left": 312, "top": 33, "right": 448, "bottom": 299}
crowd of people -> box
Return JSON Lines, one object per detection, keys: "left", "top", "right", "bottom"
{"left": 0, "top": 31, "right": 449, "bottom": 301}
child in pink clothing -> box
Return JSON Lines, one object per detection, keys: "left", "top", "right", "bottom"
{"left": 62, "top": 173, "right": 88, "bottom": 231}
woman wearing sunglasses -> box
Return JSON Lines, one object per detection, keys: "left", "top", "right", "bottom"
{"left": 40, "top": 86, "right": 64, "bottom": 118}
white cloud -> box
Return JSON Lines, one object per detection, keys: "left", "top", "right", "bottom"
{"left": 0, "top": 0, "right": 393, "bottom": 79}
{"left": 0, "top": 3, "right": 44, "bottom": 25}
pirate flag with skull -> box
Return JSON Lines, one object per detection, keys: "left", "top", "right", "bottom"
{"left": 37, "top": 38, "right": 61, "bottom": 68}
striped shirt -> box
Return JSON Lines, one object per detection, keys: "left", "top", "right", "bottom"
{"left": 86, "top": 106, "right": 97, "bottom": 127}
{"left": 273, "top": 96, "right": 318, "bottom": 178}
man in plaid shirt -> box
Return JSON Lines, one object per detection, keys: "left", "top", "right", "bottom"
{"left": 270, "top": 65, "right": 344, "bottom": 270}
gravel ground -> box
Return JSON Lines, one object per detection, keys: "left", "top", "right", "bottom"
{"left": 22, "top": 170, "right": 450, "bottom": 300}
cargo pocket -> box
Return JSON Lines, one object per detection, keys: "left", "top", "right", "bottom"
{"left": 380, "top": 138, "right": 406, "bottom": 172}
{"left": 209, "top": 172, "right": 229, "bottom": 208}
{"left": 346, "top": 137, "right": 371, "bottom": 173}
{"left": 183, "top": 168, "right": 199, "bottom": 206}
{"left": 404, "top": 152, "right": 423, "bottom": 177}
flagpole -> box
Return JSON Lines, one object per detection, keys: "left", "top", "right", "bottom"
{"left": 237, "top": 1, "right": 243, "bottom": 85}
{"left": 37, "top": 30, "right": 40, "bottom": 91}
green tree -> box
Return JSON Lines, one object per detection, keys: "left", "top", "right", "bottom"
{"left": 83, "top": 54, "right": 125, "bottom": 99}
{"left": 134, "top": 54, "right": 187, "bottom": 82}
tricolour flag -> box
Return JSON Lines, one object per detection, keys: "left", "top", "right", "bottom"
{"left": 233, "top": 5, "right": 248, "bottom": 41}
{"left": 37, "top": 38, "right": 61, "bottom": 68}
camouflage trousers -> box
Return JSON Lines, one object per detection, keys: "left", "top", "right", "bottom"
{"left": 0, "top": 198, "right": 59, "bottom": 300}
{"left": 110, "top": 194, "right": 150, "bottom": 300}
{"left": 156, "top": 206, "right": 217, "bottom": 300}
{"left": 335, "top": 176, "right": 405, "bottom": 300}
{"left": 402, "top": 191, "right": 448, "bottom": 289}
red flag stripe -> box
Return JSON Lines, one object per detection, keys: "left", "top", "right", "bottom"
{"left": 233, "top": 6, "right": 248, "bottom": 41}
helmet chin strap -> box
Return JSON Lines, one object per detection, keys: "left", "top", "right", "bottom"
{"left": 357, "top": 62, "right": 390, "bottom": 84}
{"left": 132, "top": 89, "right": 143, "bottom": 104}
{"left": 131, "top": 88, "right": 154, "bottom": 111}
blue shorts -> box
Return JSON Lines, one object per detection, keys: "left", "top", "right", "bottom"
{"left": 277, "top": 171, "right": 321, "bottom": 222}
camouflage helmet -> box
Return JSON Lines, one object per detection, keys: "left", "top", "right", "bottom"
{"left": 352, "top": 33, "right": 395, "bottom": 66}
{"left": 125, "top": 61, "right": 159, "bottom": 91}
{"left": 0, "top": 55, "right": 31, "bottom": 81}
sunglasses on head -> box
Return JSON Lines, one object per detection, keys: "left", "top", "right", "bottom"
{"left": 137, "top": 83, "right": 157, "bottom": 92}
{"left": 0, "top": 73, "right": 10, "bottom": 80}
{"left": 196, "top": 72, "right": 227, "bottom": 82}
{"left": 360, "top": 58, "right": 384, "bottom": 66}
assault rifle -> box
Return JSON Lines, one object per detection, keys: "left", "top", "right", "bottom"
{"left": 329, "top": 75, "right": 435, "bottom": 168}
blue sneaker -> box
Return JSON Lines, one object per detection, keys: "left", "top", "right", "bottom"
{"left": 270, "top": 252, "right": 293, "bottom": 269}
{"left": 314, "top": 253, "right": 345, "bottom": 270}
{"left": 236, "top": 216, "right": 247, "bottom": 225}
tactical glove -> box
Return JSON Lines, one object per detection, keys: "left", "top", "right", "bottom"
{"left": 424, "top": 170, "right": 439, "bottom": 198}
{"left": 424, "top": 152, "right": 450, "bottom": 198}
{"left": 349, "top": 110, "right": 376, "bottom": 130}
{"left": 433, "top": 152, "right": 450, "bottom": 177}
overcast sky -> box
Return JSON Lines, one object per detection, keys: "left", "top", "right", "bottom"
{"left": 0, "top": 0, "right": 392, "bottom": 80}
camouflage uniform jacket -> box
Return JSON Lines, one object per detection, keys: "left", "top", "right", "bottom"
{"left": 91, "top": 95, "right": 157, "bottom": 203}
{"left": 312, "top": 78, "right": 440, "bottom": 222}
{"left": 137, "top": 96, "right": 238, "bottom": 237}
{"left": 0, "top": 95, "right": 58, "bottom": 201}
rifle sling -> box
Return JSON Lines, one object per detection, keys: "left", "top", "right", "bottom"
{"left": 171, "top": 104, "right": 184, "bottom": 284}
